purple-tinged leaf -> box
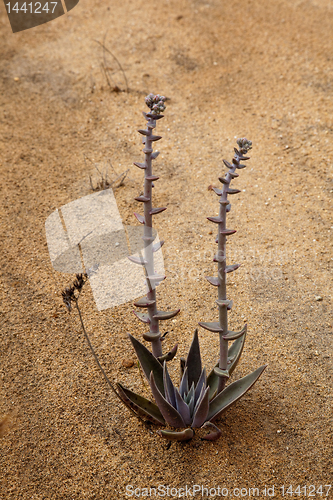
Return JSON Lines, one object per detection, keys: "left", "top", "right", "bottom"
{"left": 213, "top": 254, "right": 225, "bottom": 263}
{"left": 223, "top": 324, "right": 247, "bottom": 341}
{"left": 152, "top": 240, "right": 164, "bottom": 252}
{"left": 179, "top": 366, "right": 189, "bottom": 398}
{"left": 227, "top": 188, "right": 241, "bottom": 195}
{"left": 215, "top": 299, "right": 233, "bottom": 309}
{"left": 214, "top": 367, "right": 229, "bottom": 379}
{"left": 208, "top": 365, "right": 267, "bottom": 422}
{"left": 223, "top": 159, "right": 233, "bottom": 169}
{"left": 201, "top": 422, "right": 222, "bottom": 441}
{"left": 225, "top": 264, "right": 241, "bottom": 273}
{"left": 194, "top": 368, "right": 207, "bottom": 404}
{"left": 145, "top": 175, "right": 160, "bottom": 181}
{"left": 207, "top": 333, "right": 247, "bottom": 399}
{"left": 146, "top": 275, "right": 166, "bottom": 288}
{"left": 185, "top": 329, "right": 202, "bottom": 388}
{"left": 219, "top": 199, "right": 230, "bottom": 206}
{"left": 133, "top": 311, "right": 150, "bottom": 324}
{"left": 205, "top": 276, "right": 220, "bottom": 286}
{"left": 145, "top": 112, "right": 164, "bottom": 120}
{"left": 163, "top": 362, "right": 176, "bottom": 407}
{"left": 228, "top": 171, "right": 239, "bottom": 179}
{"left": 138, "top": 129, "right": 150, "bottom": 136}
{"left": 185, "top": 382, "right": 195, "bottom": 406}
{"left": 220, "top": 228, "right": 236, "bottom": 236}
{"left": 150, "top": 135, "right": 162, "bottom": 142}
{"left": 236, "top": 164, "right": 247, "bottom": 169}
{"left": 212, "top": 187, "right": 223, "bottom": 195}
{"left": 150, "top": 207, "right": 167, "bottom": 215}
{"left": 198, "top": 322, "right": 223, "bottom": 333}
{"left": 143, "top": 147, "right": 153, "bottom": 154}
{"left": 153, "top": 309, "right": 180, "bottom": 320}
{"left": 207, "top": 216, "right": 224, "bottom": 224}
{"left": 158, "top": 344, "right": 178, "bottom": 363}
{"left": 218, "top": 177, "right": 228, "bottom": 185}
{"left": 133, "top": 162, "right": 146, "bottom": 169}
{"left": 128, "top": 334, "right": 164, "bottom": 395}
{"left": 143, "top": 331, "right": 162, "bottom": 342}
{"left": 174, "top": 387, "right": 191, "bottom": 425}
{"left": 134, "top": 212, "right": 145, "bottom": 224}
{"left": 117, "top": 383, "right": 165, "bottom": 425}
{"left": 135, "top": 195, "right": 150, "bottom": 202}
{"left": 128, "top": 255, "right": 148, "bottom": 266}
{"left": 158, "top": 428, "right": 194, "bottom": 441}
{"left": 150, "top": 373, "right": 185, "bottom": 428}
{"left": 192, "top": 387, "right": 209, "bottom": 428}
{"left": 133, "top": 296, "right": 156, "bottom": 307}
{"left": 151, "top": 151, "right": 160, "bottom": 159}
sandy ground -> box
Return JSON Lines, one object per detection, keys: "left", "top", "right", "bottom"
{"left": 0, "top": 0, "right": 333, "bottom": 498}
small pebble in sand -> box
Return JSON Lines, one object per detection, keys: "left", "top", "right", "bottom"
{"left": 315, "top": 296, "right": 323, "bottom": 301}
{"left": 122, "top": 359, "right": 134, "bottom": 368}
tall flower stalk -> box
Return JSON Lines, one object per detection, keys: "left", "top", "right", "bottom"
{"left": 130, "top": 94, "right": 179, "bottom": 359}
{"left": 200, "top": 139, "right": 253, "bottom": 394}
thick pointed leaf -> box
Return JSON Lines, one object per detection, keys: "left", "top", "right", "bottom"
{"left": 153, "top": 309, "right": 180, "bottom": 320}
{"left": 128, "top": 334, "right": 164, "bottom": 395}
{"left": 145, "top": 175, "right": 159, "bottom": 181}
{"left": 163, "top": 362, "right": 176, "bottom": 407}
{"left": 117, "top": 383, "right": 165, "bottom": 425}
{"left": 174, "top": 387, "right": 191, "bottom": 425}
{"left": 225, "top": 264, "right": 241, "bottom": 273}
{"left": 207, "top": 333, "right": 247, "bottom": 399}
{"left": 150, "top": 373, "right": 185, "bottom": 428}
{"left": 128, "top": 255, "right": 148, "bottom": 266}
{"left": 223, "top": 324, "right": 247, "bottom": 341}
{"left": 152, "top": 240, "right": 164, "bottom": 252}
{"left": 179, "top": 366, "right": 189, "bottom": 398}
{"left": 185, "top": 329, "right": 202, "bottom": 388}
{"left": 134, "top": 212, "right": 145, "bottom": 224}
{"left": 198, "top": 322, "right": 223, "bottom": 333}
{"left": 135, "top": 195, "right": 150, "bottom": 202}
{"left": 207, "top": 365, "right": 267, "bottom": 421}
{"left": 194, "top": 368, "right": 207, "bottom": 404}
{"left": 158, "top": 428, "right": 194, "bottom": 441}
{"left": 205, "top": 276, "right": 220, "bottom": 287}
{"left": 188, "top": 394, "right": 195, "bottom": 417}
{"left": 134, "top": 296, "right": 156, "bottom": 307}
{"left": 133, "top": 311, "right": 150, "bottom": 324}
{"left": 133, "top": 161, "right": 146, "bottom": 170}
{"left": 150, "top": 207, "right": 167, "bottom": 215}
{"left": 220, "top": 228, "right": 237, "bottom": 236}
{"left": 185, "top": 382, "right": 195, "bottom": 405}
{"left": 214, "top": 367, "right": 230, "bottom": 379}
{"left": 158, "top": 344, "right": 178, "bottom": 363}
{"left": 192, "top": 387, "right": 210, "bottom": 428}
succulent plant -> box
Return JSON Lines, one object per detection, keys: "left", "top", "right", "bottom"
{"left": 118, "top": 112, "right": 266, "bottom": 441}
{"left": 130, "top": 94, "right": 179, "bottom": 359}
{"left": 61, "top": 96, "right": 266, "bottom": 443}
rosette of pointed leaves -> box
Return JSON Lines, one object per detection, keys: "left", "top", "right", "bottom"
{"left": 117, "top": 329, "right": 266, "bottom": 441}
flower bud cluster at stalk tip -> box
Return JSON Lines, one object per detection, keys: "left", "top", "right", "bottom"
{"left": 145, "top": 93, "right": 166, "bottom": 114}
{"left": 236, "top": 137, "right": 252, "bottom": 154}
